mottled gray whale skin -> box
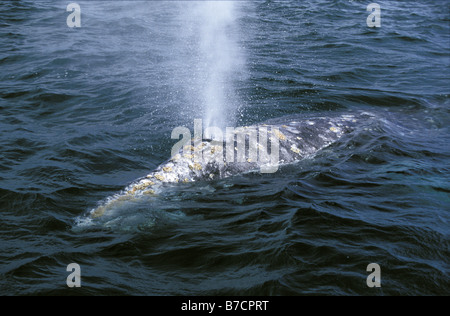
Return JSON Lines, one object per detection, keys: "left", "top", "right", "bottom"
{"left": 88, "top": 112, "right": 372, "bottom": 219}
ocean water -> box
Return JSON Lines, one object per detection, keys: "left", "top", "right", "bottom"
{"left": 0, "top": 0, "right": 449, "bottom": 296}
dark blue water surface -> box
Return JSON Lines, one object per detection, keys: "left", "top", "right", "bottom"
{"left": 0, "top": 0, "right": 449, "bottom": 295}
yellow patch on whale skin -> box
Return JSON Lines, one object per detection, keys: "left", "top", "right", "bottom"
{"left": 196, "top": 143, "right": 206, "bottom": 151}
{"left": 143, "top": 189, "right": 155, "bottom": 195}
{"left": 329, "top": 126, "right": 339, "bottom": 133}
{"left": 91, "top": 206, "right": 106, "bottom": 218}
{"left": 189, "top": 163, "right": 202, "bottom": 171}
{"left": 128, "top": 187, "right": 138, "bottom": 194}
{"left": 129, "top": 187, "right": 139, "bottom": 194}
{"left": 290, "top": 146, "right": 301, "bottom": 154}
{"left": 91, "top": 195, "right": 134, "bottom": 218}
{"left": 163, "top": 166, "right": 173, "bottom": 173}
{"left": 273, "top": 130, "right": 286, "bottom": 141}
{"left": 210, "top": 145, "right": 222, "bottom": 154}
{"left": 154, "top": 174, "right": 165, "bottom": 181}
{"left": 130, "top": 180, "right": 155, "bottom": 193}
{"left": 183, "top": 178, "right": 189, "bottom": 183}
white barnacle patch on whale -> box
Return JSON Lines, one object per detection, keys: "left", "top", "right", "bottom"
{"left": 164, "top": 172, "right": 180, "bottom": 183}
{"left": 341, "top": 114, "right": 357, "bottom": 123}
{"left": 171, "top": 153, "right": 181, "bottom": 162}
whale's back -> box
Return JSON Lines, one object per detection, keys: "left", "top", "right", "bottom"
{"left": 83, "top": 112, "right": 373, "bottom": 221}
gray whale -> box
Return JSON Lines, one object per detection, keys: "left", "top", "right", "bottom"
{"left": 88, "top": 112, "right": 372, "bottom": 219}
